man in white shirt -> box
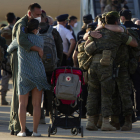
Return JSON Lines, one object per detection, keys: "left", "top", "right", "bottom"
{"left": 54, "top": 14, "right": 76, "bottom": 66}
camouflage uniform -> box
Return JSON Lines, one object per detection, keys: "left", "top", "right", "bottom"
{"left": 87, "top": 28, "right": 131, "bottom": 117}
{"left": 112, "top": 44, "right": 133, "bottom": 116}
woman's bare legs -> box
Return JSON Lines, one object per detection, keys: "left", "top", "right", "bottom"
{"left": 32, "top": 87, "right": 42, "bottom": 133}
{"left": 18, "top": 93, "right": 29, "bottom": 133}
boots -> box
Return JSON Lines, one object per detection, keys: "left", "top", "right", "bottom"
{"left": 94, "top": 114, "right": 99, "bottom": 126}
{"left": 97, "top": 114, "right": 102, "bottom": 128}
{"left": 110, "top": 115, "right": 120, "bottom": 130}
{"left": 86, "top": 116, "right": 98, "bottom": 131}
{"left": 121, "top": 115, "right": 132, "bottom": 131}
{"left": 101, "top": 117, "right": 116, "bottom": 131}
{"left": 1, "top": 95, "right": 8, "bottom": 105}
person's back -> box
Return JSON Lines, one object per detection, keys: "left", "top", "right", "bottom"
{"left": 93, "top": 28, "right": 129, "bottom": 59}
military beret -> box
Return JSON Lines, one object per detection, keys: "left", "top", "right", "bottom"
{"left": 106, "top": 11, "right": 120, "bottom": 18}
{"left": 83, "top": 14, "right": 93, "bottom": 23}
{"left": 56, "top": 14, "right": 69, "bottom": 22}
{"left": 87, "top": 22, "right": 97, "bottom": 30}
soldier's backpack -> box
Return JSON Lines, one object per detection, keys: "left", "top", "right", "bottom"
{"left": 77, "top": 41, "right": 94, "bottom": 71}
{"left": 39, "top": 26, "right": 58, "bottom": 72}
{"left": 55, "top": 68, "right": 81, "bottom": 101}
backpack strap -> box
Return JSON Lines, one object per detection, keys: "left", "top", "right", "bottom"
{"left": 47, "top": 26, "right": 53, "bottom": 34}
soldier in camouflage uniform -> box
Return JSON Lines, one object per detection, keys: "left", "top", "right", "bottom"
{"left": 85, "top": 11, "right": 138, "bottom": 131}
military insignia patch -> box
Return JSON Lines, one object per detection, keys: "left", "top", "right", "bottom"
{"left": 22, "top": 27, "right": 25, "bottom": 33}
{"left": 66, "top": 76, "right": 71, "bottom": 82}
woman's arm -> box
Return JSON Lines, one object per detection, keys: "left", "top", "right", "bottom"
{"left": 7, "top": 39, "right": 18, "bottom": 54}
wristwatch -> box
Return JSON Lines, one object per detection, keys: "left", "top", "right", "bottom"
{"left": 88, "top": 31, "right": 92, "bottom": 37}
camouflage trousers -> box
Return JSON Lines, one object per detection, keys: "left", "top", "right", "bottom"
{"left": 112, "top": 67, "right": 133, "bottom": 116}
{"left": 87, "top": 63, "right": 115, "bottom": 117}
{"left": 8, "top": 50, "right": 21, "bottom": 131}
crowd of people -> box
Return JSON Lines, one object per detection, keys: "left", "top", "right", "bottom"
{"left": 0, "top": 0, "right": 140, "bottom": 137}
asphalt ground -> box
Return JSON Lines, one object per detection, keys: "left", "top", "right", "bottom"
{"left": 0, "top": 80, "right": 140, "bottom": 140}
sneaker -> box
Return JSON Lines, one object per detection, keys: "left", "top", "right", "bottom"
{"left": 17, "top": 132, "right": 26, "bottom": 137}
{"left": 32, "top": 132, "right": 41, "bottom": 137}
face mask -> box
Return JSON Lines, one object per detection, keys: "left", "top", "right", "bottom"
{"left": 113, "top": 0, "right": 118, "bottom": 4}
{"left": 31, "top": 14, "right": 41, "bottom": 23}
{"left": 34, "top": 17, "right": 41, "bottom": 23}
{"left": 74, "top": 22, "right": 78, "bottom": 28}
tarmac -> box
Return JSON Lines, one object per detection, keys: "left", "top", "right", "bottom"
{"left": 0, "top": 80, "right": 140, "bottom": 140}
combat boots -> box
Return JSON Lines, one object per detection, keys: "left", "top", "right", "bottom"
{"left": 121, "top": 115, "right": 132, "bottom": 131}
{"left": 101, "top": 117, "right": 116, "bottom": 131}
{"left": 110, "top": 115, "right": 120, "bottom": 130}
{"left": 1, "top": 95, "right": 8, "bottom": 105}
{"left": 97, "top": 114, "right": 102, "bottom": 128}
{"left": 86, "top": 116, "right": 98, "bottom": 131}
{"left": 94, "top": 114, "right": 99, "bottom": 126}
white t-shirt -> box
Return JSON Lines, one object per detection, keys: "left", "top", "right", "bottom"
{"left": 54, "top": 24, "right": 74, "bottom": 53}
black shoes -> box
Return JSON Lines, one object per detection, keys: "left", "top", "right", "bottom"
{"left": 10, "top": 130, "right": 20, "bottom": 136}
{"left": 10, "top": 128, "right": 33, "bottom": 136}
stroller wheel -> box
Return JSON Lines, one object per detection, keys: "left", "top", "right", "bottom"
{"left": 81, "top": 126, "right": 83, "bottom": 137}
{"left": 71, "top": 128, "right": 78, "bottom": 136}
{"left": 51, "top": 128, "right": 57, "bottom": 135}
{"left": 48, "top": 125, "right": 51, "bottom": 137}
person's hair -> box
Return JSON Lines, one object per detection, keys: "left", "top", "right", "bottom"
{"left": 16, "top": 17, "right": 20, "bottom": 22}
{"left": 125, "top": 14, "right": 131, "bottom": 21}
{"left": 28, "top": 3, "right": 41, "bottom": 12}
{"left": 66, "top": 25, "right": 71, "bottom": 30}
{"left": 6, "top": 12, "right": 16, "bottom": 23}
{"left": 81, "top": 23, "right": 87, "bottom": 30}
{"left": 94, "top": 16, "right": 98, "bottom": 22}
{"left": 41, "top": 10, "right": 46, "bottom": 18}
{"left": 69, "top": 16, "right": 77, "bottom": 23}
{"left": 0, "top": 24, "right": 7, "bottom": 28}
{"left": 26, "top": 19, "right": 39, "bottom": 33}
{"left": 105, "top": 15, "right": 118, "bottom": 24}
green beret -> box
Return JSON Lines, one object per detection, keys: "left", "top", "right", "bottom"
{"left": 102, "top": 12, "right": 108, "bottom": 18}
{"left": 106, "top": 11, "right": 119, "bottom": 18}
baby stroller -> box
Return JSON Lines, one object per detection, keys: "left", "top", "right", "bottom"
{"left": 47, "top": 66, "right": 84, "bottom": 137}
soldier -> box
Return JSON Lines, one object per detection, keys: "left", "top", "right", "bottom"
{"left": 0, "top": 12, "right": 16, "bottom": 105}
{"left": 120, "top": 9, "right": 140, "bottom": 121}
{"left": 85, "top": 11, "right": 138, "bottom": 131}
{"left": 9, "top": 3, "right": 42, "bottom": 136}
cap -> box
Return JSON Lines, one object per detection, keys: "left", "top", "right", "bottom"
{"left": 106, "top": 11, "right": 120, "bottom": 18}
{"left": 56, "top": 14, "right": 69, "bottom": 22}
{"left": 83, "top": 14, "right": 93, "bottom": 23}
{"left": 119, "top": 9, "right": 132, "bottom": 18}
{"left": 87, "top": 22, "right": 97, "bottom": 30}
